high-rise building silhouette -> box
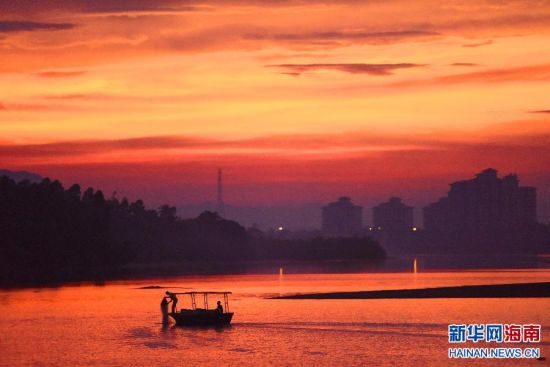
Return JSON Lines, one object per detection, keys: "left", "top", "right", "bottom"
{"left": 373, "top": 197, "right": 414, "bottom": 232}
{"left": 216, "top": 168, "right": 225, "bottom": 217}
{"left": 423, "top": 168, "right": 537, "bottom": 233}
{"left": 322, "top": 197, "right": 363, "bottom": 236}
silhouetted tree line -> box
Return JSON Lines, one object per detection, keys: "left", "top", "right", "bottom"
{"left": 0, "top": 176, "right": 246, "bottom": 286}
{"left": 0, "top": 176, "right": 385, "bottom": 287}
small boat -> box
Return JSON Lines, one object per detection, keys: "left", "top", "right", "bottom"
{"left": 164, "top": 291, "right": 234, "bottom": 327}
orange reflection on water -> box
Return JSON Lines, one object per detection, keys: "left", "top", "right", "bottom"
{"left": 1, "top": 271, "right": 549, "bottom": 366}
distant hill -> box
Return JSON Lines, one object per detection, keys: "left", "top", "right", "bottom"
{"left": 0, "top": 169, "right": 43, "bottom": 183}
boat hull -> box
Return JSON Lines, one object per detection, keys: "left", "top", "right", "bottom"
{"left": 169, "top": 310, "right": 234, "bottom": 326}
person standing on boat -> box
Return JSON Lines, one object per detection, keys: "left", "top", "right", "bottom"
{"left": 216, "top": 300, "right": 223, "bottom": 315}
{"left": 160, "top": 297, "right": 170, "bottom": 324}
{"left": 166, "top": 291, "right": 178, "bottom": 313}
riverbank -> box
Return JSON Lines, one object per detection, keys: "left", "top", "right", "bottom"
{"left": 0, "top": 259, "right": 386, "bottom": 289}
{"left": 273, "top": 282, "right": 550, "bottom": 299}
{"left": 2, "top": 258, "right": 548, "bottom": 290}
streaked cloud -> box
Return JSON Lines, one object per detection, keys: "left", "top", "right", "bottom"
{"left": 450, "top": 62, "right": 479, "bottom": 67}
{"left": 0, "top": 136, "right": 212, "bottom": 159}
{"left": 2, "top": 119, "right": 549, "bottom": 161}
{"left": 0, "top": 21, "right": 75, "bottom": 33}
{"left": 392, "top": 63, "right": 550, "bottom": 87}
{"left": 0, "top": 0, "right": 188, "bottom": 15}
{"left": 0, "top": 134, "right": 414, "bottom": 159}
{"left": 462, "top": 40, "right": 493, "bottom": 48}
{"left": 245, "top": 30, "right": 441, "bottom": 45}
{"left": 35, "top": 70, "right": 86, "bottom": 78}
{"left": 269, "top": 63, "right": 426, "bottom": 76}
{"left": 436, "top": 63, "right": 550, "bottom": 84}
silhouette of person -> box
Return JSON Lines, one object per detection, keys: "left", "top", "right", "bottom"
{"left": 160, "top": 297, "right": 170, "bottom": 324}
{"left": 166, "top": 291, "right": 178, "bottom": 313}
{"left": 216, "top": 300, "right": 223, "bottom": 315}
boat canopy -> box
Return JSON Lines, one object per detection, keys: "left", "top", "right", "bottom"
{"left": 167, "top": 291, "right": 232, "bottom": 311}
{"left": 169, "top": 292, "right": 232, "bottom": 295}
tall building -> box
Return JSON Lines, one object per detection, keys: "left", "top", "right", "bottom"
{"left": 423, "top": 168, "right": 537, "bottom": 233}
{"left": 373, "top": 197, "right": 414, "bottom": 232}
{"left": 322, "top": 197, "right": 363, "bottom": 236}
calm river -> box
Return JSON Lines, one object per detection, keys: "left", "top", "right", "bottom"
{"left": 1, "top": 270, "right": 549, "bottom": 366}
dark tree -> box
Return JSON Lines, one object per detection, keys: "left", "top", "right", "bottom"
{"left": 0, "top": 175, "right": 386, "bottom": 287}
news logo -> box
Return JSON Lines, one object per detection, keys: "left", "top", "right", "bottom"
{"left": 448, "top": 324, "right": 542, "bottom": 359}
{"left": 449, "top": 323, "right": 541, "bottom": 343}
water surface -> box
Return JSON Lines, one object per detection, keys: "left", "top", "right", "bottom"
{"left": 1, "top": 270, "right": 549, "bottom": 366}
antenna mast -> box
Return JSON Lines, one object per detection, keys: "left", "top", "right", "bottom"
{"left": 216, "top": 168, "right": 225, "bottom": 217}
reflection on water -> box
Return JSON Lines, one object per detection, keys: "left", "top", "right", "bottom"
{"left": 1, "top": 270, "right": 549, "bottom": 366}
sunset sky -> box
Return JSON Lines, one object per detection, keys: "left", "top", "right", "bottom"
{"left": 1, "top": 0, "right": 550, "bottom": 222}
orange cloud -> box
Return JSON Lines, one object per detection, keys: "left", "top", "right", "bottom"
{"left": 2, "top": 117, "right": 549, "bottom": 164}
{"left": 436, "top": 63, "right": 550, "bottom": 84}
{"left": 450, "top": 63, "right": 479, "bottom": 67}
{"left": 35, "top": 70, "right": 86, "bottom": 78}
{"left": 391, "top": 63, "right": 550, "bottom": 88}
{"left": 462, "top": 40, "right": 493, "bottom": 48}
{"left": 1, "top": 0, "right": 550, "bottom": 220}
